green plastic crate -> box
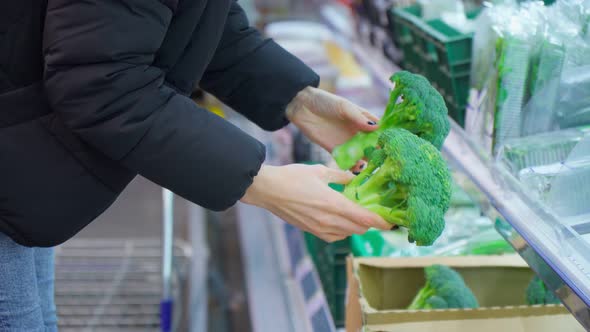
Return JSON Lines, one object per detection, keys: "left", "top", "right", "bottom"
{"left": 388, "top": 5, "right": 480, "bottom": 126}
{"left": 304, "top": 233, "right": 349, "bottom": 328}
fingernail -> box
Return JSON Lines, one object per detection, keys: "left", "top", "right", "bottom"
{"left": 390, "top": 225, "right": 399, "bottom": 230}
{"left": 367, "top": 121, "right": 377, "bottom": 125}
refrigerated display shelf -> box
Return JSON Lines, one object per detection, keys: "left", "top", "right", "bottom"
{"left": 226, "top": 110, "right": 338, "bottom": 332}
{"left": 345, "top": 25, "right": 590, "bottom": 329}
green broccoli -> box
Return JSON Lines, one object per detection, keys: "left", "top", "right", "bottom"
{"left": 526, "top": 275, "right": 560, "bottom": 305}
{"left": 343, "top": 128, "right": 452, "bottom": 246}
{"left": 332, "top": 71, "right": 450, "bottom": 170}
{"left": 408, "top": 265, "right": 479, "bottom": 310}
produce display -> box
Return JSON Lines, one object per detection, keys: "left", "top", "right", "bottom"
{"left": 408, "top": 264, "right": 479, "bottom": 309}
{"left": 342, "top": 128, "right": 452, "bottom": 246}
{"left": 526, "top": 275, "right": 561, "bottom": 305}
{"left": 466, "top": 0, "right": 590, "bottom": 154}
{"left": 287, "top": 3, "right": 585, "bottom": 327}
{"left": 332, "top": 71, "right": 450, "bottom": 170}
{"left": 406, "top": 265, "right": 561, "bottom": 311}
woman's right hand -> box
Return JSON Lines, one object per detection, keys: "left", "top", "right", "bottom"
{"left": 241, "top": 164, "right": 391, "bottom": 242}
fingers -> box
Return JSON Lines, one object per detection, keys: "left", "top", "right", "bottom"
{"left": 317, "top": 166, "right": 354, "bottom": 184}
{"left": 321, "top": 215, "right": 368, "bottom": 235}
{"left": 319, "top": 233, "right": 348, "bottom": 243}
{"left": 340, "top": 100, "right": 380, "bottom": 132}
{"left": 350, "top": 160, "right": 368, "bottom": 175}
{"left": 336, "top": 198, "right": 391, "bottom": 231}
{"left": 312, "top": 165, "right": 390, "bottom": 231}
{"left": 362, "top": 110, "right": 380, "bottom": 123}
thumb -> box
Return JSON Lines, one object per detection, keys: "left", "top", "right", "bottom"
{"left": 320, "top": 167, "right": 355, "bottom": 185}
{"left": 341, "top": 101, "right": 380, "bottom": 132}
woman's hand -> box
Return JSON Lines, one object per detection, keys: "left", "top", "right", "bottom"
{"left": 241, "top": 164, "right": 391, "bottom": 242}
{"left": 287, "top": 87, "right": 379, "bottom": 167}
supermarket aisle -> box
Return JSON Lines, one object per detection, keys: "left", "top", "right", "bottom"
{"left": 55, "top": 177, "right": 197, "bottom": 331}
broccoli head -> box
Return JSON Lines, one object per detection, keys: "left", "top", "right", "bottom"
{"left": 343, "top": 128, "right": 452, "bottom": 246}
{"left": 408, "top": 265, "right": 479, "bottom": 310}
{"left": 332, "top": 71, "right": 450, "bottom": 170}
{"left": 526, "top": 275, "right": 560, "bottom": 305}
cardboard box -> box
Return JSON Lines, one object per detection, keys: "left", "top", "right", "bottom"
{"left": 346, "top": 255, "right": 584, "bottom": 332}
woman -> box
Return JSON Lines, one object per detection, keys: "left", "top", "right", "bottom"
{"left": 0, "top": 0, "right": 389, "bottom": 329}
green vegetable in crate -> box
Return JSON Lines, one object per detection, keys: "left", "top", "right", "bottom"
{"left": 526, "top": 275, "right": 560, "bottom": 305}
{"left": 465, "top": 239, "right": 515, "bottom": 255}
{"left": 343, "top": 128, "right": 452, "bottom": 246}
{"left": 408, "top": 264, "right": 479, "bottom": 310}
{"left": 332, "top": 71, "right": 450, "bottom": 170}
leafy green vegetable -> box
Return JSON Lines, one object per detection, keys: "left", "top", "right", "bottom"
{"left": 408, "top": 264, "right": 479, "bottom": 310}
{"left": 332, "top": 71, "right": 450, "bottom": 170}
{"left": 492, "top": 36, "right": 532, "bottom": 153}
{"left": 343, "top": 128, "right": 452, "bottom": 246}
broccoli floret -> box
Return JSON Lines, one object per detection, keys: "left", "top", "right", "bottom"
{"left": 332, "top": 71, "right": 450, "bottom": 170}
{"left": 526, "top": 276, "right": 560, "bottom": 305}
{"left": 408, "top": 265, "right": 479, "bottom": 310}
{"left": 343, "top": 128, "right": 452, "bottom": 246}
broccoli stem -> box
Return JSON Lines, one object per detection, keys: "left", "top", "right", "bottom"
{"left": 356, "top": 159, "right": 396, "bottom": 196}
{"left": 408, "top": 285, "right": 435, "bottom": 310}
{"left": 354, "top": 192, "right": 382, "bottom": 206}
{"left": 332, "top": 84, "right": 411, "bottom": 170}
{"left": 379, "top": 101, "right": 415, "bottom": 130}
{"left": 344, "top": 156, "right": 411, "bottom": 227}
{"left": 389, "top": 83, "right": 404, "bottom": 102}
{"left": 332, "top": 131, "right": 381, "bottom": 170}
{"left": 361, "top": 204, "right": 411, "bottom": 228}
{"left": 342, "top": 158, "right": 382, "bottom": 200}
{"left": 382, "top": 84, "right": 404, "bottom": 121}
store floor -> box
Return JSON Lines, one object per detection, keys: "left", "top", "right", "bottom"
{"left": 78, "top": 176, "right": 190, "bottom": 240}
{"left": 54, "top": 177, "right": 193, "bottom": 331}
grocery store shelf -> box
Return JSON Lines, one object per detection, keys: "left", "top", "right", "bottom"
{"left": 443, "top": 119, "right": 590, "bottom": 328}
{"left": 344, "top": 23, "right": 590, "bottom": 329}
{"left": 228, "top": 112, "right": 337, "bottom": 332}
{"left": 237, "top": 201, "right": 336, "bottom": 332}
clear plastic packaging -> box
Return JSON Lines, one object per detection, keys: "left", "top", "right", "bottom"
{"left": 498, "top": 126, "right": 590, "bottom": 175}
{"left": 496, "top": 125, "right": 590, "bottom": 219}
{"left": 519, "top": 158, "right": 590, "bottom": 217}
{"left": 492, "top": 36, "right": 532, "bottom": 153}
{"left": 468, "top": 0, "right": 590, "bottom": 154}
{"left": 556, "top": 66, "right": 590, "bottom": 129}
{"left": 545, "top": 133, "right": 590, "bottom": 217}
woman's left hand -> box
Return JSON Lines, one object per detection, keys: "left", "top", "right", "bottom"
{"left": 287, "top": 86, "right": 380, "bottom": 170}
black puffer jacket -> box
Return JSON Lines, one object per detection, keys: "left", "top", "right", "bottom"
{"left": 0, "top": 0, "right": 319, "bottom": 247}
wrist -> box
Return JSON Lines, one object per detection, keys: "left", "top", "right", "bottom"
{"left": 286, "top": 86, "right": 315, "bottom": 122}
{"left": 240, "top": 165, "right": 276, "bottom": 209}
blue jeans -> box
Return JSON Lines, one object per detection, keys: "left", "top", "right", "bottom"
{"left": 0, "top": 232, "right": 58, "bottom": 331}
